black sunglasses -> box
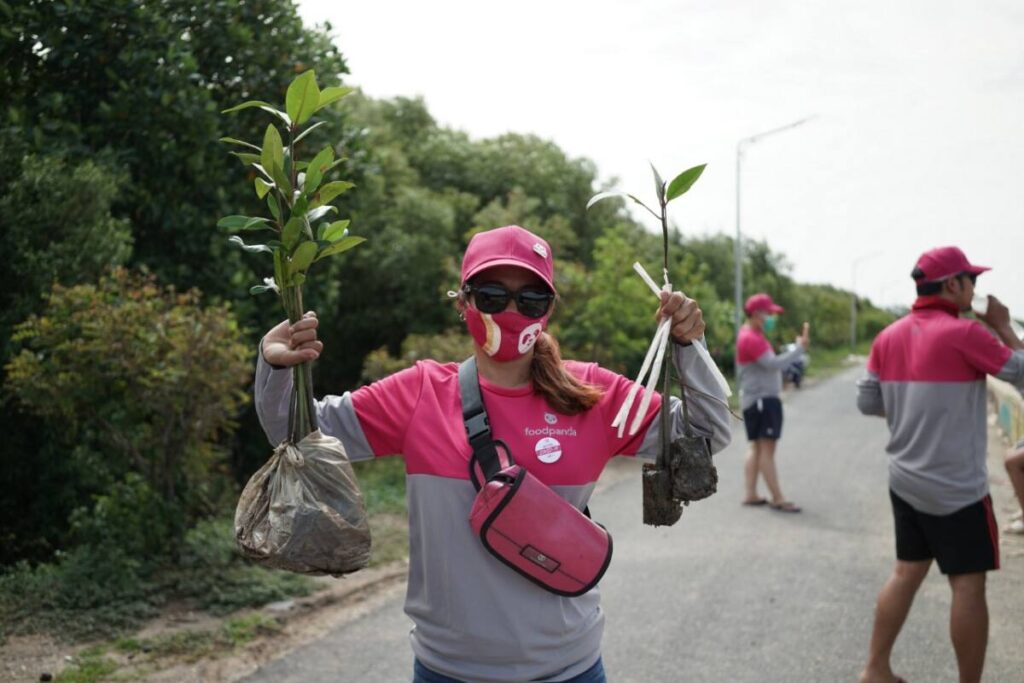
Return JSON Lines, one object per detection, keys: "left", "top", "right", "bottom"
{"left": 463, "top": 282, "right": 554, "bottom": 319}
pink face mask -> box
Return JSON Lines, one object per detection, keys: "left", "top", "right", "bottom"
{"left": 464, "top": 308, "right": 549, "bottom": 361}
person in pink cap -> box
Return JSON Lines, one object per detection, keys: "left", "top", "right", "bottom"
{"left": 856, "top": 246, "right": 1024, "bottom": 683}
{"left": 254, "top": 225, "right": 732, "bottom": 683}
{"left": 735, "top": 292, "right": 810, "bottom": 512}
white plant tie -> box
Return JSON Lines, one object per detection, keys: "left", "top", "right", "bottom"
{"left": 610, "top": 262, "right": 733, "bottom": 438}
{"left": 631, "top": 262, "right": 732, "bottom": 398}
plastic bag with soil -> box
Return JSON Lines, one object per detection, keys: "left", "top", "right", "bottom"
{"left": 234, "top": 429, "right": 371, "bottom": 576}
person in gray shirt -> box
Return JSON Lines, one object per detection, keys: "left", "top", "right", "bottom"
{"left": 735, "top": 293, "right": 810, "bottom": 512}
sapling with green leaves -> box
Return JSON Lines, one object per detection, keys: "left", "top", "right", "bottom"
{"left": 221, "top": 70, "right": 371, "bottom": 575}
{"left": 588, "top": 163, "right": 726, "bottom": 526}
{"left": 219, "top": 69, "right": 362, "bottom": 444}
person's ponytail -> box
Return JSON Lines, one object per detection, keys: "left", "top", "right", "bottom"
{"left": 530, "top": 332, "right": 603, "bottom": 415}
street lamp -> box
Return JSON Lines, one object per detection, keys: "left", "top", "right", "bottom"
{"left": 850, "top": 251, "right": 881, "bottom": 354}
{"left": 734, "top": 116, "right": 814, "bottom": 344}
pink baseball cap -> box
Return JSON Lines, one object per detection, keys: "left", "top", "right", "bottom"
{"left": 912, "top": 246, "right": 990, "bottom": 282}
{"left": 460, "top": 225, "right": 556, "bottom": 293}
{"left": 745, "top": 292, "right": 784, "bottom": 315}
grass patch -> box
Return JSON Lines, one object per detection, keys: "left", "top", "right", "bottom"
{"left": 54, "top": 645, "right": 117, "bottom": 683}
{"left": 0, "top": 518, "right": 315, "bottom": 643}
{"left": 804, "top": 341, "right": 872, "bottom": 380}
{"left": 1, "top": 457, "right": 409, "bottom": 647}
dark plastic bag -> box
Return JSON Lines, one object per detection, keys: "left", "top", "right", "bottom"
{"left": 234, "top": 429, "right": 371, "bottom": 576}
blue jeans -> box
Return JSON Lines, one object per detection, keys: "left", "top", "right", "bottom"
{"left": 413, "top": 656, "right": 606, "bottom": 683}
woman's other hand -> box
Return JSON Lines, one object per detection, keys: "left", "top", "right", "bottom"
{"left": 797, "top": 322, "right": 811, "bottom": 349}
{"left": 658, "top": 291, "right": 706, "bottom": 344}
{"left": 262, "top": 311, "right": 323, "bottom": 367}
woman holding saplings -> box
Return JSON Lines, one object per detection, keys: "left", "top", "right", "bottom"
{"left": 256, "top": 225, "right": 731, "bottom": 683}
{"left": 736, "top": 292, "right": 811, "bottom": 512}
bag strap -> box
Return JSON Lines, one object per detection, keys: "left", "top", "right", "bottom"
{"left": 457, "top": 358, "right": 592, "bottom": 519}
{"left": 459, "top": 357, "right": 513, "bottom": 489}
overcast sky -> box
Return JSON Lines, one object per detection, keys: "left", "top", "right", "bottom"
{"left": 298, "top": 0, "right": 1023, "bottom": 315}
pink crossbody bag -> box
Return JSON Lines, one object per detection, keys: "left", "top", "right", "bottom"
{"left": 460, "top": 358, "right": 613, "bottom": 597}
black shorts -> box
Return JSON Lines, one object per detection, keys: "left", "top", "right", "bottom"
{"left": 742, "top": 397, "right": 783, "bottom": 441}
{"left": 889, "top": 490, "right": 1000, "bottom": 575}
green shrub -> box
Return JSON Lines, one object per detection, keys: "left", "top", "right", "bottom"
{"left": 5, "top": 269, "right": 252, "bottom": 555}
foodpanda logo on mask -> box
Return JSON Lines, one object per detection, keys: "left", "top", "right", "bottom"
{"left": 518, "top": 323, "right": 543, "bottom": 354}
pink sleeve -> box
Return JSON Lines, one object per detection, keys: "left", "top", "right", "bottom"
{"left": 960, "top": 322, "right": 1013, "bottom": 376}
{"left": 736, "top": 329, "right": 771, "bottom": 364}
{"left": 350, "top": 363, "right": 424, "bottom": 456}
{"left": 589, "top": 365, "right": 662, "bottom": 458}
{"left": 866, "top": 339, "right": 881, "bottom": 375}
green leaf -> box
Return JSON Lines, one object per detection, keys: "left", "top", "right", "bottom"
{"left": 268, "top": 160, "right": 291, "bottom": 197}
{"left": 586, "top": 190, "right": 657, "bottom": 215}
{"left": 218, "top": 215, "right": 272, "bottom": 231}
{"left": 267, "top": 194, "right": 281, "bottom": 221}
{"left": 665, "top": 164, "right": 707, "bottom": 201}
{"left": 315, "top": 235, "right": 365, "bottom": 262}
{"left": 649, "top": 162, "right": 665, "bottom": 203}
{"left": 228, "top": 236, "right": 272, "bottom": 254}
{"left": 306, "top": 205, "right": 336, "bottom": 223}
{"left": 254, "top": 178, "right": 272, "bottom": 199}
{"left": 218, "top": 137, "right": 261, "bottom": 152}
{"left": 258, "top": 105, "right": 291, "bottom": 127}
{"left": 293, "top": 195, "right": 309, "bottom": 218}
{"left": 260, "top": 124, "right": 284, "bottom": 179}
{"left": 293, "top": 121, "right": 328, "bottom": 145}
{"left": 222, "top": 100, "right": 273, "bottom": 114}
{"left": 282, "top": 217, "right": 303, "bottom": 249}
{"left": 304, "top": 145, "right": 335, "bottom": 195}
{"left": 289, "top": 241, "right": 318, "bottom": 275}
{"left": 313, "top": 180, "right": 355, "bottom": 207}
{"left": 315, "top": 86, "right": 354, "bottom": 112}
{"left": 250, "top": 284, "right": 276, "bottom": 295}
{"left": 322, "top": 219, "right": 350, "bottom": 242}
{"left": 230, "top": 152, "right": 260, "bottom": 166}
{"left": 286, "top": 70, "right": 321, "bottom": 126}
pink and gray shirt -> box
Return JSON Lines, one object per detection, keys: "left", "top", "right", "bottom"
{"left": 256, "top": 341, "right": 731, "bottom": 682}
{"left": 857, "top": 296, "right": 1024, "bottom": 515}
{"left": 736, "top": 324, "right": 805, "bottom": 411}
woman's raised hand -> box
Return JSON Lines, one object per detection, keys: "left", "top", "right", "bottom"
{"left": 262, "top": 311, "right": 323, "bottom": 367}
{"left": 658, "top": 291, "right": 706, "bottom": 344}
{"left": 797, "top": 322, "right": 811, "bottom": 349}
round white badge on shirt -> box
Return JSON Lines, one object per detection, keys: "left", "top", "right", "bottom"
{"left": 535, "top": 437, "right": 562, "bottom": 464}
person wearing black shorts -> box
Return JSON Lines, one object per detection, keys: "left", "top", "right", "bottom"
{"left": 856, "top": 246, "right": 1024, "bottom": 683}
{"left": 735, "top": 293, "right": 810, "bottom": 513}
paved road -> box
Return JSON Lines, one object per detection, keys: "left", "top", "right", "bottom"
{"left": 242, "top": 367, "right": 1023, "bottom": 682}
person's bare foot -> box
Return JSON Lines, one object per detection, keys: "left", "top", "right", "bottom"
{"left": 858, "top": 667, "right": 906, "bottom": 683}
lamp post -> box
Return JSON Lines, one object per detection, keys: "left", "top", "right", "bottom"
{"left": 850, "top": 251, "right": 881, "bottom": 354}
{"left": 734, "top": 117, "right": 813, "bottom": 347}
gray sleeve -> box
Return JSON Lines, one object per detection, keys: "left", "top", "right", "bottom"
{"left": 995, "top": 350, "right": 1024, "bottom": 389}
{"left": 637, "top": 337, "right": 733, "bottom": 458}
{"left": 753, "top": 344, "right": 804, "bottom": 371}
{"left": 856, "top": 370, "right": 885, "bottom": 417}
{"left": 254, "top": 341, "right": 376, "bottom": 461}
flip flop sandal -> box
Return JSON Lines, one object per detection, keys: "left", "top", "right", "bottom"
{"left": 742, "top": 498, "right": 768, "bottom": 506}
{"left": 769, "top": 501, "right": 802, "bottom": 513}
